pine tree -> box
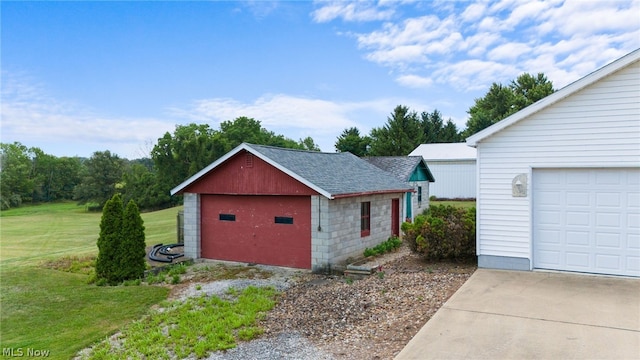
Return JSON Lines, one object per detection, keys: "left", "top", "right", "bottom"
{"left": 96, "top": 193, "right": 124, "bottom": 284}
{"left": 120, "top": 200, "right": 147, "bottom": 280}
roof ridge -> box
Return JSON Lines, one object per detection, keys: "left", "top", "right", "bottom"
{"left": 245, "top": 142, "right": 344, "bottom": 155}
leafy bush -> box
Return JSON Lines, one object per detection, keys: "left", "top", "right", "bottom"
{"left": 402, "top": 205, "right": 476, "bottom": 261}
{"left": 363, "top": 236, "right": 402, "bottom": 257}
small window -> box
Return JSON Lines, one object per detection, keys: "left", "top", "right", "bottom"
{"left": 275, "top": 216, "right": 294, "bottom": 224}
{"left": 417, "top": 186, "right": 423, "bottom": 202}
{"left": 219, "top": 214, "right": 236, "bottom": 221}
{"left": 361, "top": 202, "right": 371, "bottom": 237}
{"left": 245, "top": 153, "right": 254, "bottom": 168}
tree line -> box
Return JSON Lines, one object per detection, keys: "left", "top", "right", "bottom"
{"left": 0, "top": 72, "right": 553, "bottom": 211}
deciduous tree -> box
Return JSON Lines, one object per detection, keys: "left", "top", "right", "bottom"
{"left": 73, "top": 150, "right": 124, "bottom": 209}
{"left": 463, "top": 73, "right": 554, "bottom": 137}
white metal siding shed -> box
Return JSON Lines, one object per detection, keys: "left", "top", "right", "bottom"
{"left": 409, "top": 143, "right": 477, "bottom": 199}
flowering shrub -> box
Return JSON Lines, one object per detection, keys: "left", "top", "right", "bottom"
{"left": 401, "top": 205, "right": 476, "bottom": 261}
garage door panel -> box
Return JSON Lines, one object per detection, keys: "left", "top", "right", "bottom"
{"left": 537, "top": 210, "right": 562, "bottom": 225}
{"left": 567, "top": 192, "right": 590, "bottom": 206}
{"left": 534, "top": 168, "right": 640, "bottom": 277}
{"left": 201, "top": 195, "right": 311, "bottom": 269}
{"left": 596, "top": 192, "right": 621, "bottom": 207}
{"left": 566, "top": 211, "right": 590, "bottom": 226}
{"left": 565, "top": 252, "right": 589, "bottom": 268}
{"left": 566, "top": 231, "right": 589, "bottom": 246}
{"left": 596, "top": 212, "right": 620, "bottom": 227}
{"left": 595, "top": 232, "right": 621, "bottom": 248}
{"left": 595, "top": 254, "right": 621, "bottom": 271}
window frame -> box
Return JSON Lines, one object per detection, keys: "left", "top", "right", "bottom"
{"left": 360, "top": 201, "right": 371, "bottom": 237}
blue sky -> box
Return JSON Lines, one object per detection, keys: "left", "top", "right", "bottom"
{"left": 2, "top": 1, "right": 639, "bottom": 159}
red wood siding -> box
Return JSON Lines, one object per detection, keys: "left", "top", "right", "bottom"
{"left": 201, "top": 194, "right": 311, "bottom": 269}
{"left": 185, "top": 150, "right": 319, "bottom": 196}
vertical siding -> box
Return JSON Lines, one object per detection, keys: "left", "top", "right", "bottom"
{"left": 427, "top": 161, "right": 476, "bottom": 199}
{"left": 477, "top": 61, "right": 640, "bottom": 260}
{"left": 184, "top": 150, "right": 318, "bottom": 196}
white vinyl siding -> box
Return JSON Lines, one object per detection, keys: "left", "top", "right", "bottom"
{"left": 426, "top": 161, "right": 476, "bottom": 199}
{"left": 476, "top": 60, "right": 640, "bottom": 264}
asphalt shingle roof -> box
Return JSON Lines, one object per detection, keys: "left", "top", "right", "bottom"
{"left": 246, "top": 144, "right": 413, "bottom": 197}
{"left": 363, "top": 156, "right": 427, "bottom": 182}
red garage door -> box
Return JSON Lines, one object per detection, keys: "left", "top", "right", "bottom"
{"left": 201, "top": 195, "right": 311, "bottom": 269}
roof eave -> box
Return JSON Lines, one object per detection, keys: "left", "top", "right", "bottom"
{"left": 170, "top": 142, "right": 249, "bottom": 196}
{"left": 170, "top": 142, "right": 335, "bottom": 199}
{"left": 332, "top": 188, "right": 414, "bottom": 199}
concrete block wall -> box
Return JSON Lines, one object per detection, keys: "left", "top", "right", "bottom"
{"left": 310, "top": 195, "right": 331, "bottom": 272}
{"left": 325, "top": 193, "right": 402, "bottom": 267}
{"left": 182, "top": 193, "right": 201, "bottom": 259}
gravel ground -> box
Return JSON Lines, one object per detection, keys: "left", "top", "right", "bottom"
{"left": 190, "top": 247, "right": 476, "bottom": 360}
{"left": 78, "top": 248, "right": 475, "bottom": 359}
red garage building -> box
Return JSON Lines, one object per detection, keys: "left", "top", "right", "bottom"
{"left": 171, "top": 143, "right": 417, "bottom": 271}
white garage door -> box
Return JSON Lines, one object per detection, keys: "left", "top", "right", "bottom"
{"left": 533, "top": 168, "right": 640, "bottom": 277}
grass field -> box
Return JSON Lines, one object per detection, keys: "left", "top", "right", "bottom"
{"left": 0, "top": 202, "right": 180, "bottom": 359}
{"left": 430, "top": 199, "right": 476, "bottom": 209}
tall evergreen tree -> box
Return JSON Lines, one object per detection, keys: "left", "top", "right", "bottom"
{"left": 96, "top": 193, "right": 124, "bottom": 284}
{"left": 368, "top": 105, "right": 424, "bottom": 156}
{"left": 120, "top": 200, "right": 147, "bottom": 280}
{"left": 335, "top": 127, "right": 371, "bottom": 157}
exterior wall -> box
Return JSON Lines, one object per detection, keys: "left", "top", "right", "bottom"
{"left": 310, "top": 195, "right": 331, "bottom": 272}
{"left": 476, "top": 61, "right": 640, "bottom": 269}
{"left": 183, "top": 193, "right": 201, "bottom": 259}
{"left": 321, "top": 193, "right": 403, "bottom": 270}
{"left": 410, "top": 180, "right": 430, "bottom": 219}
{"left": 184, "top": 150, "right": 318, "bottom": 196}
{"left": 427, "top": 161, "right": 476, "bottom": 199}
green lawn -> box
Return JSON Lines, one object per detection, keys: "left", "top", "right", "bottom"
{"left": 0, "top": 202, "right": 181, "bottom": 359}
{"left": 431, "top": 199, "right": 476, "bottom": 209}
{"left": 0, "top": 202, "right": 183, "bottom": 269}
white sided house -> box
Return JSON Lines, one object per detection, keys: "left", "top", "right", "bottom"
{"left": 467, "top": 49, "right": 640, "bottom": 277}
{"left": 409, "top": 143, "right": 476, "bottom": 199}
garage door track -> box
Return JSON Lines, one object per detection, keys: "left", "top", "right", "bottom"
{"left": 396, "top": 269, "right": 640, "bottom": 359}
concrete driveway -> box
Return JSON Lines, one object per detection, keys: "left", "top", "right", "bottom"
{"left": 395, "top": 269, "right": 640, "bottom": 359}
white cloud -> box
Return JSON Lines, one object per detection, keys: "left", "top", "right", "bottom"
{"left": 327, "top": 0, "right": 640, "bottom": 93}
{"left": 1, "top": 72, "right": 174, "bottom": 158}
{"left": 395, "top": 74, "right": 433, "bottom": 88}
{"left": 311, "top": 1, "right": 395, "bottom": 23}
{"left": 168, "top": 93, "right": 433, "bottom": 152}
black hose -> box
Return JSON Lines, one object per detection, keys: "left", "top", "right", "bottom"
{"left": 148, "top": 243, "right": 184, "bottom": 263}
